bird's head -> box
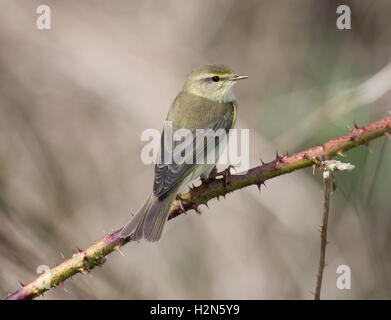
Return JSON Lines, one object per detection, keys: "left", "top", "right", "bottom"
{"left": 183, "top": 64, "right": 248, "bottom": 102}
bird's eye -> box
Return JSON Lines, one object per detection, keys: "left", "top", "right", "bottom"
{"left": 212, "top": 76, "right": 220, "bottom": 82}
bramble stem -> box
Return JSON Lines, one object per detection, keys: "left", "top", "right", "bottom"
{"left": 5, "top": 116, "right": 391, "bottom": 300}
{"left": 314, "top": 168, "right": 331, "bottom": 300}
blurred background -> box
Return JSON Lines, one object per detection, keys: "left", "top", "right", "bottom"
{"left": 0, "top": 0, "right": 390, "bottom": 299}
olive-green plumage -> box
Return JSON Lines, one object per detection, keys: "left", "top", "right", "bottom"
{"left": 120, "top": 64, "right": 247, "bottom": 242}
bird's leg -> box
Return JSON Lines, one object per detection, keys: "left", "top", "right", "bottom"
{"left": 202, "top": 165, "right": 234, "bottom": 190}
{"left": 219, "top": 165, "right": 234, "bottom": 190}
{"left": 175, "top": 193, "right": 186, "bottom": 213}
{"left": 200, "top": 166, "right": 218, "bottom": 185}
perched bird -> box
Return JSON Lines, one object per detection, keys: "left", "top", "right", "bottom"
{"left": 119, "top": 64, "right": 248, "bottom": 242}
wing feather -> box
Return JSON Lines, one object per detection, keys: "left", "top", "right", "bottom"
{"left": 153, "top": 97, "right": 235, "bottom": 198}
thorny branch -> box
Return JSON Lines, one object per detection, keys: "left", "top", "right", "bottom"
{"left": 5, "top": 116, "right": 391, "bottom": 300}
{"left": 314, "top": 167, "right": 331, "bottom": 300}
{"left": 312, "top": 159, "right": 355, "bottom": 299}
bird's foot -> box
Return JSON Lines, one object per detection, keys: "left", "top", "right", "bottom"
{"left": 200, "top": 167, "right": 218, "bottom": 185}
{"left": 219, "top": 165, "right": 234, "bottom": 190}
{"left": 202, "top": 165, "right": 234, "bottom": 190}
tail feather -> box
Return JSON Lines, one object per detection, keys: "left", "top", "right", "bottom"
{"left": 119, "top": 190, "right": 177, "bottom": 242}
{"left": 144, "top": 190, "right": 176, "bottom": 242}
{"left": 119, "top": 195, "right": 151, "bottom": 241}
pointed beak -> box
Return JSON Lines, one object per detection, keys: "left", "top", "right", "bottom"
{"left": 231, "top": 74, "right": 248, "bottom": 81}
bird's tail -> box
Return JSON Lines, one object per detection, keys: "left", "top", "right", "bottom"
{"left": 119, "top": 190, "right": 177, "bottom": 242}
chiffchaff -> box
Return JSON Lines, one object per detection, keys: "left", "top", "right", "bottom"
{"left": 120, "top": 64, "right": 247, "bottom": 242}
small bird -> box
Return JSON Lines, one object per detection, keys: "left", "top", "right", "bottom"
{"left": 120, "top": 64, "right": 248, "bottom": 242}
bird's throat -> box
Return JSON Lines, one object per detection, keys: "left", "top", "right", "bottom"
{"left": 186, "top": 86, "right": 236, "bottom": 103}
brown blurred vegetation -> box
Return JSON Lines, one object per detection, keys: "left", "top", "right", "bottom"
{"left": 0, "top": 0, "right": 390, "bottom": 299}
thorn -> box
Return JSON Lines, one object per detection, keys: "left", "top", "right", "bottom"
{"left": 346, "top": 125, "right": 352, "bottom": 131}
{"left": 175, "top": 193, "right": 185, "bottom": 212}
{"left": 79, "top": 267, "right": 87, "bottom": 275}
{"left": 260, "top": 157, "right": 266, "bottom": 165}
{"left": 60, "top": 252, "right": 67, "bottom": 262}
{"left": 256, "top": 179, "right": 266, "bottom": 191}
{"left": 337, "top": 150, "right": 345, "bottom": 157}
{"left": 275, "top": 150, "right": 283, "bottom": 162}
{"left": 312, "top": 164, "right": 316, "bottom": 175}
{"left": 59, "top": 282, "right": 68, "bottom": 293}
{"left": 285, "top": 150, "right": 289, "bottom": 157}
{"left": 18, "top": 280, "right": 25, "bottom": 288}
{"left": 115, "top": 246, "right": 125, "bottom": 256}
{"left": 365, "top": 142, "right": 373, "bottom": 153}
{"left": 191, "top": 204, "right": 201, "bottom": 214}
{"left": 353, "top": 120, "right": 359, "bottom": 129}
{"left": 204, "top": 202, "right": 209, "bottom": 208}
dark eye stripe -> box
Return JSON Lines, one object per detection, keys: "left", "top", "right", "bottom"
{"left": 212, "top": 76, "right": 220, "bottom": 82}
